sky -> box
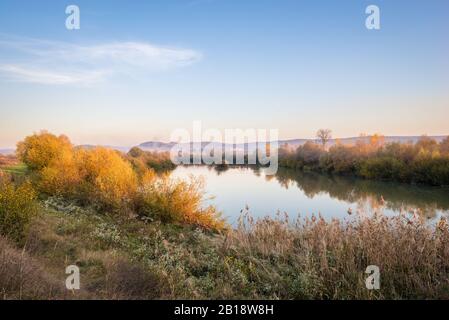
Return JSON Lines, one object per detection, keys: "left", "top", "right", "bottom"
{"left": 0, "top": 0, "right": 448, "bottom": 148}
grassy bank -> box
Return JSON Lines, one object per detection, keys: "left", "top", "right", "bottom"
{"left": 1, "top": 196, "right": 448, "bottom": 299}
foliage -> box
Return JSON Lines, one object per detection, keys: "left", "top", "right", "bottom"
{"left": 16, "top": 132, "right": 138, "bottom": 209}
{"left": 77, "top": 148, "right": 138, "bottom": 209}
{"left": 280, "top": 135, "right": 449, "bottom": 186}
{"left": 137, "top": 175, "right": 226, "bottom": 231}
{"left": 15, "top": 132, "right": 224, "bottom": 230}
{"left": 128, "top": 147, "right": 176, "bottom": 172}
{"left": 16, "top": 131, "right": 72, "bottom": 171}
{"left": 0, "top": 179, "right": 37, "bottom": 242}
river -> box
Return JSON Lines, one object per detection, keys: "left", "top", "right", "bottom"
{"left": 170, "top": 165, "right": 449, "bottom": 225}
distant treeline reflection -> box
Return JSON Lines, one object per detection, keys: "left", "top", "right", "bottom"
{"left": 272, "top": 168, "right": 449, "bottom": 219}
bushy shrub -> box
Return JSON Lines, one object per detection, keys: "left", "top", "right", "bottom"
{"left": 16, "top": 132, "right": 225, "bottom": 229}
{"left": 440, "top": 137, "right": 449, "bottom": 155}
{"left": 412, "top": 155, "right": 449, "bottom": 186}
{"left": 0, "top": 180, "right": 37, "bottom": 242}
{"left": 127, "top": 148, "right": 176, "bottom": 172}
{"left": 78, "top": 148, "right": 138, "bottom": 209}
{"left": 17, "top": 131, "right": 72, "bottom": 171}
{"left": 296, "top": 142, "right": 324, "bottom": 169}
{"left": 358, "top": 157, "right": 407, "bottom": 181}
{"left": 37, "top": 147, "right": 81, "bottom": 196}
{"left": 17, "top": 133, "right": 138, "bottom": 209}
{"left": 137, "top": 176, "right": 226, "bottom": 231}
{"left": 321, "top": 145, "right": 358, "bottom": 174}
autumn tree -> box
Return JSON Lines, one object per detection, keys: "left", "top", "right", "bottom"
{"left": 369, "top": 134, "right": 385, "bottom": 150}
{"left": 16, "top": 132, "right": 137, "bottom": 206}
{"left": 17, "top": 132, "right": 79, "bottom": 196}
{"left": 316, "top": 129, "right": 332, "bottom": 150}
{"left": 78, "top": 147, "right": 138, "bottom": 208}
{"left": 17, "top": 131, "right": 72, "bottom": 170}
{"left": 440, "top": 136, "right": 449, "bottom": 154}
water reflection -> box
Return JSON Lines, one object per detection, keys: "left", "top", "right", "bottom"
{"left": 172, "top": 166, "right": 449, "bottom": 223}
{"left": 273, "top": 168, "right": 449, "bottom": 220}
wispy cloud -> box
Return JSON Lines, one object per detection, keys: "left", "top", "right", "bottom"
{"left": 0, "top": 36, "right": 202, "bottom": 85}
{"left": 0, "top": 65, "right": 110, "bottom": 85}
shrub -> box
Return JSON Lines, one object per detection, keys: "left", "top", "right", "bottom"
{"left": 78, "top": 148, "right": 138, "bottom": 209}
{"left": 16, "top": 132, "right": 80, "bottom": 196}
{"left": 137, "top": 176, "right": 226, "bottom": 231}
{"left": 322, "top": 145, "right": 358, "bottom": 174}
{"left": 37, "top": 147, "right": 81, "bottom": 196}
{"left": 0, "top": 180, "right": 37, "bottom": 242}
{"left": 358, "top": 157, "right": 407, "bottom": 181}
{"left": 440, "top": 136, "right": 449, "bottom": 155}
{"left": 127, "top": 148, "right": 176, "bottom": 172}
{"left": 412, "top": 155, "right": 449, "bottom": 186}
{"left": 16, "top": 132, "right": 138, "bottom": 209}
{"left": 279, "top": 134, "right": 449, "bottom": 186}
{"left": 295, "top": 142, "right": 324, "bottom": 169}
{"left": 16, "top": 131, "right": 73, "bottom": 170}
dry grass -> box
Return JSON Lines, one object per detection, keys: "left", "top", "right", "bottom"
{"left": 0, "top": 236, "right": 64, "bottom": 299}
{"left": 1, "top": 196, "right": 448, "bottom": 300}
{"left": 223, "top": 211, "right": 449, "bottom": 299}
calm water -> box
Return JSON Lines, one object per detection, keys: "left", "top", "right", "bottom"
{"left": 170, "top": 166, "right": 449, "bottom": 225}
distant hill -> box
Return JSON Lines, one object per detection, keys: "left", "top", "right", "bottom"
{"left": 0, "top": 149, "right": 15, "bottom": 155}
{"left": 2, "top": 135, "right": 446, "bottom": 156}
{"left": 77, "top": 145, "right": 131, "bottom": 153}
{"left": 137, "top": 135, "right": 448, "bottom": 153}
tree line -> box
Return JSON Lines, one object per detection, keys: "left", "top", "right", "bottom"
{"left": 279, "top": 130, "right": 449, "bottom": 186}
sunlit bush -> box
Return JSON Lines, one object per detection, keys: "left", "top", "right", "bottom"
{"left": 0, "top": 180, "right": 37, "bottom": 243}
{"left": 37, "top": 147, "right": 81, "bottom": 196}
{"left": 78, "top": 148, "right": 138, "bottom": 209}
{"left": 137, "top": 175, "right": 226, "bottom": 231}
{"left": 16, "top": 133, "right": 139, "bottom": 209}
{"left": 17, "top": 131, "right": 72, "bottom": 171}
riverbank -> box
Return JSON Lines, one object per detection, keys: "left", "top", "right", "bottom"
{"left": 2, "top": 131, "right": 449, "bottom": 299}
{"left": 279, "top": 136, "right": 449, "bottom": 186}
{"left": 1, "top": 195, "right": 448, "bottom": 299}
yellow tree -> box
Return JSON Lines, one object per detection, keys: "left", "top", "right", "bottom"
{"left": 79, "top": 147, "right": 138, "bottom": 208}
{"left": 17, "top": 131, "right": 73, "bottom": 170}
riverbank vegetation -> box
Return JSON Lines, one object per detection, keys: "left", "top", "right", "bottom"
{"left": 279, "top": 134, "right": 449, "bottom": 186}
{"left": 127, "top": 147, "right": 176, "bottom": 172}
{"left": 1, "top": 131, "right": 449, "bottom": 299}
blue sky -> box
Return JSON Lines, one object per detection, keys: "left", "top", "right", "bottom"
{"left": 0, "top": 0, "right": 448, "bottom": 147}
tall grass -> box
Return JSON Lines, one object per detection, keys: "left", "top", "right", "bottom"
{"left": 224, "top": 210, "right": 449, "bottom": 299}
{"left": 0, "top": 236, "right": 64, "bottom": 299}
